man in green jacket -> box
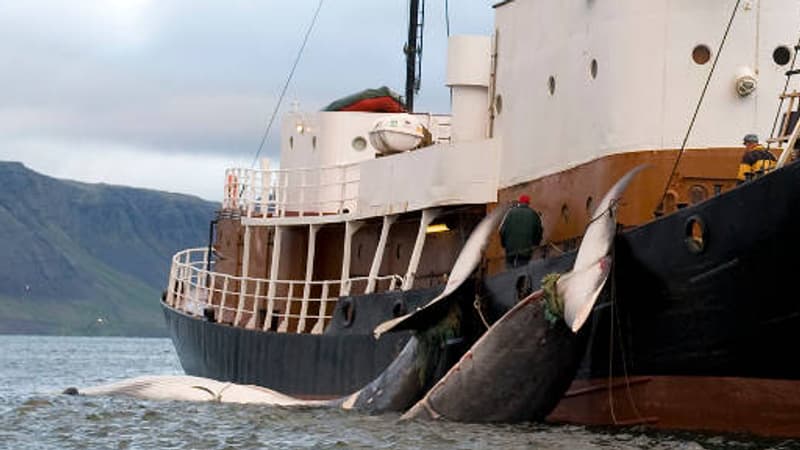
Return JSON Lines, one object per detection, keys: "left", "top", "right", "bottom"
{"left": 500, "top": 194, "right": 543, "bottom": 269}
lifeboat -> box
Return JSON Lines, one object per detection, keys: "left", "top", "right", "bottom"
{"left": 368, "top": 114, "right": 427, "bottom": 154}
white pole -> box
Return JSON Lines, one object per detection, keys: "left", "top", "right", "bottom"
{"left": 298, "top": 224, "right": 320, "bottom": 332}
{"left": 366, "top": 215, "right": 397, "bottom": 294}
{"left": 234, "top": 225, "right": 252, "bottom": 325}
{"left": 340, "top": 220, "right": 364, "bottom": 296}
{"left": 311, "top": 282, "right": 331, "bottom": 334}
{"left": 264, "top": 225, "right": 283, "bottom": 331}
{"left": 403, "top": 208, "right": 440, "bottom": 290}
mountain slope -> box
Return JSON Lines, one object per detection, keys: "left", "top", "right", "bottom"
{"left": 0, "top": 162, "right": 217, "bottom": 336}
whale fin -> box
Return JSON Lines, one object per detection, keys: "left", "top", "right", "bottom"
{"left": 374, "top": 204, "right": 509, "bottom": 338}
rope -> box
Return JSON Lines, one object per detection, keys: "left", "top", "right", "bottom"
{"left": 609, "top": 248, "right": 644, "bottom": 422}
{"left": 607, "top": 278, "right": 617, "bottom": 424}
{"left": 657, "top": 0, "right": 742, "bottom": 212}
{"left": 250, "top": 0, "right": 324, "bottom": 168}
{"left": 767, "top": 34, "right": 800, "bottom": 148}
{"left": 473, "top": 297, "right": 491, "bottom": 329}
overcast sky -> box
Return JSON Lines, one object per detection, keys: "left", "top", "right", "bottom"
{"left": 0, "top": 1, "right": 494, "bottom": 201}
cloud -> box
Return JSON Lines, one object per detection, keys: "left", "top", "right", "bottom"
{"left": 0, "top": 137, "right": 253, "bottom": 201}
{"left": 0, "top": 0, "right": 494, "bottom": 196}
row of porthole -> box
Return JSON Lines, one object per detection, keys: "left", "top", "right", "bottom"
{"left": 288, "top": 135, "right": 318, "bottom": 150}
{"left": 694, "top": 44, "right": 793, "bottom": 66}
{"left": 554, "top": 197, "right": 709, "bottom": 255}
{"left": 533, "top": 45, "right": 794, "bottom": 99}
{"left": 545, "top": 59, "right": 599, "bottom": 96}
{"left": 555, "top": 184, "right": 710, "bottom": 225}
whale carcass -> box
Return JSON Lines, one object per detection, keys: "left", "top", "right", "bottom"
{"left": 69, "top": 167, "right": 644, "bottom": 423}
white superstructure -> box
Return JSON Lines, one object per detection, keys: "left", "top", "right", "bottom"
{"left": 492, "top": 0, "right": 800, "bottom": 188}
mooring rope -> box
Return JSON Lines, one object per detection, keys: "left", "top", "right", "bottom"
{"left": 607, "top": 282, "right": 618, "bottom": 424}
{"left": 610, "top": 250, "right": 645, "bottom": 422}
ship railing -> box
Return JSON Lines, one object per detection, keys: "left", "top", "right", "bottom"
{"left": 222, "top": 162, "right": 361, "bottom": 219}
{"left": 165, "top": 248, "right": 403, "bottom": 334}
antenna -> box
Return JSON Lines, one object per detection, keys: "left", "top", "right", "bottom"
{"left": 405, "top": 0, "right": 425, "bottom": 112}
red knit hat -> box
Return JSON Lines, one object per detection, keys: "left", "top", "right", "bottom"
{"left": 518, "top": 194, "right": 530, "bottom": 204}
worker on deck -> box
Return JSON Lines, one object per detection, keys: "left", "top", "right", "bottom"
{"left": 500, "top": 194, "right": 543, "bottom": 269}
{"left": 737, "top": 134, "right": 776, "bottom": 183}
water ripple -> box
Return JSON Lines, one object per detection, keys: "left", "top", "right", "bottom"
{"left": 0, "top": 336, "right": 797, "bottom": 449}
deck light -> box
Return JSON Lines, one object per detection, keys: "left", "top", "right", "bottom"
{"left": 426, "top": 223, "right": 450, "bottom": 234}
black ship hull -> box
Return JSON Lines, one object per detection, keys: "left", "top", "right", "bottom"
{"left": 163, "top": 161, "right": 800, "bottom": 433}
{"left": 162, "top": 285, "right": 446, "bottom": 398}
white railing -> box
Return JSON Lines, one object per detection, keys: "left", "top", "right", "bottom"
{"left": 165, "top": 248, "right": 403, "bottom": 334}
{"left": 222, "top": 163, "right": 361, "bottom": 219}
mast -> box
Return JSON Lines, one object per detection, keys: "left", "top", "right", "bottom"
{"left": 405, "top": 0, "right": 424, "bottom": 112}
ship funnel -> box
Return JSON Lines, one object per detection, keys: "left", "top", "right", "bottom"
{"left": 446, "top": 35, "right": 491, "bottom": 143}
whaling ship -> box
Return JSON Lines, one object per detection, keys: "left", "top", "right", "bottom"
{"left": 162, "top": 0, "right": 800, "bottom": 437}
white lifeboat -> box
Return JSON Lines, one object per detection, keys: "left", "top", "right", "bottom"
{"left": 368, "top": 114, "right": 427, "bottom": 154}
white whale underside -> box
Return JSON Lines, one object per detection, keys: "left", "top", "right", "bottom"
{"left": 78, "top": 375, "right": 321, "bottom": 406}
{"left": 78, "top": 167, "right": 645, "bottom": 408}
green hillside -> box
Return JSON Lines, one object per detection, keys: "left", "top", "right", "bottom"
{"left": 0, "top": 161, "right": 217, "bottom": 336}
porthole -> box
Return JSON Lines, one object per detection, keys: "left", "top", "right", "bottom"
{"left": 392, "top": 298, "right": 407, "bottom": 318}
{"left": 561, "top": 203, "right": 569, "bottom": 222}
{"left": 692, "top": 45, "right": 711, "bottom": 65}
{"left": 548, "top": 76, "right": 556, "bottom": 95}
{"left": 689, "top": 185, "right": 708, "bottom": 205}
{"left": 585, "top": 196, "right": 594, "bottom": 214}
{"left": 289, "top": 136, "right": 294, "bottom": 149}
{"left": 340, "top": 298, "right": 356, "bottom": 327}
{"left": 312, "top": 136, "right": 317, "bottom": 149}
{"left": 352, "top": 136, "right": 367, "bottom": 151}
{"left": 590, "top": 59, "right": 598, "bottom": 79}
{"left": 495, "top": 94, "right": 503, "bottom": 114}
{"left": 663, "top": 190, "right": 678, "bottom": 214}
{"left": 773, "top": 45, "right": 792, "bottom": 66}
{"left": 685, "top": 215, "right": 707, "bottom": 254}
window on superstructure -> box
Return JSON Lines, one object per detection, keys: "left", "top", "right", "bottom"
{"left": 692, "top": 45, "right": 711, "bottom": 65}
{"left": 590, "top": 59, "right": 598, "bottom": 79}
{"left": 352, "top": 136, "right": 367, "bottom": 151}
{"left": 773, "top": 46, "right": 792, "bottom": 66}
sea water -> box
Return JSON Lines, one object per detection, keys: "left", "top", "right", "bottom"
{"left": 0, "top": 335, "right": 795, "bottom": 450}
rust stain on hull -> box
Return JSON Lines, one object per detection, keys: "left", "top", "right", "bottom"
{"left": 549, "top": 375, "right": 800, "bottom": 437}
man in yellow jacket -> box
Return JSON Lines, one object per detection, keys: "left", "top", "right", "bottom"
{"left": 737, "top": 134, "right": 776, "bottom": 183}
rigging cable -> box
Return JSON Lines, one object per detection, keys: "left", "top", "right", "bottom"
{"left": 610, "top": 252, "right": 645, "bottom": 423}
{"left": 250, "top": 0, "right": 324, "bottom": 168}
{"left": 656, "top": 0, "right": 742, "bottom": 213}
